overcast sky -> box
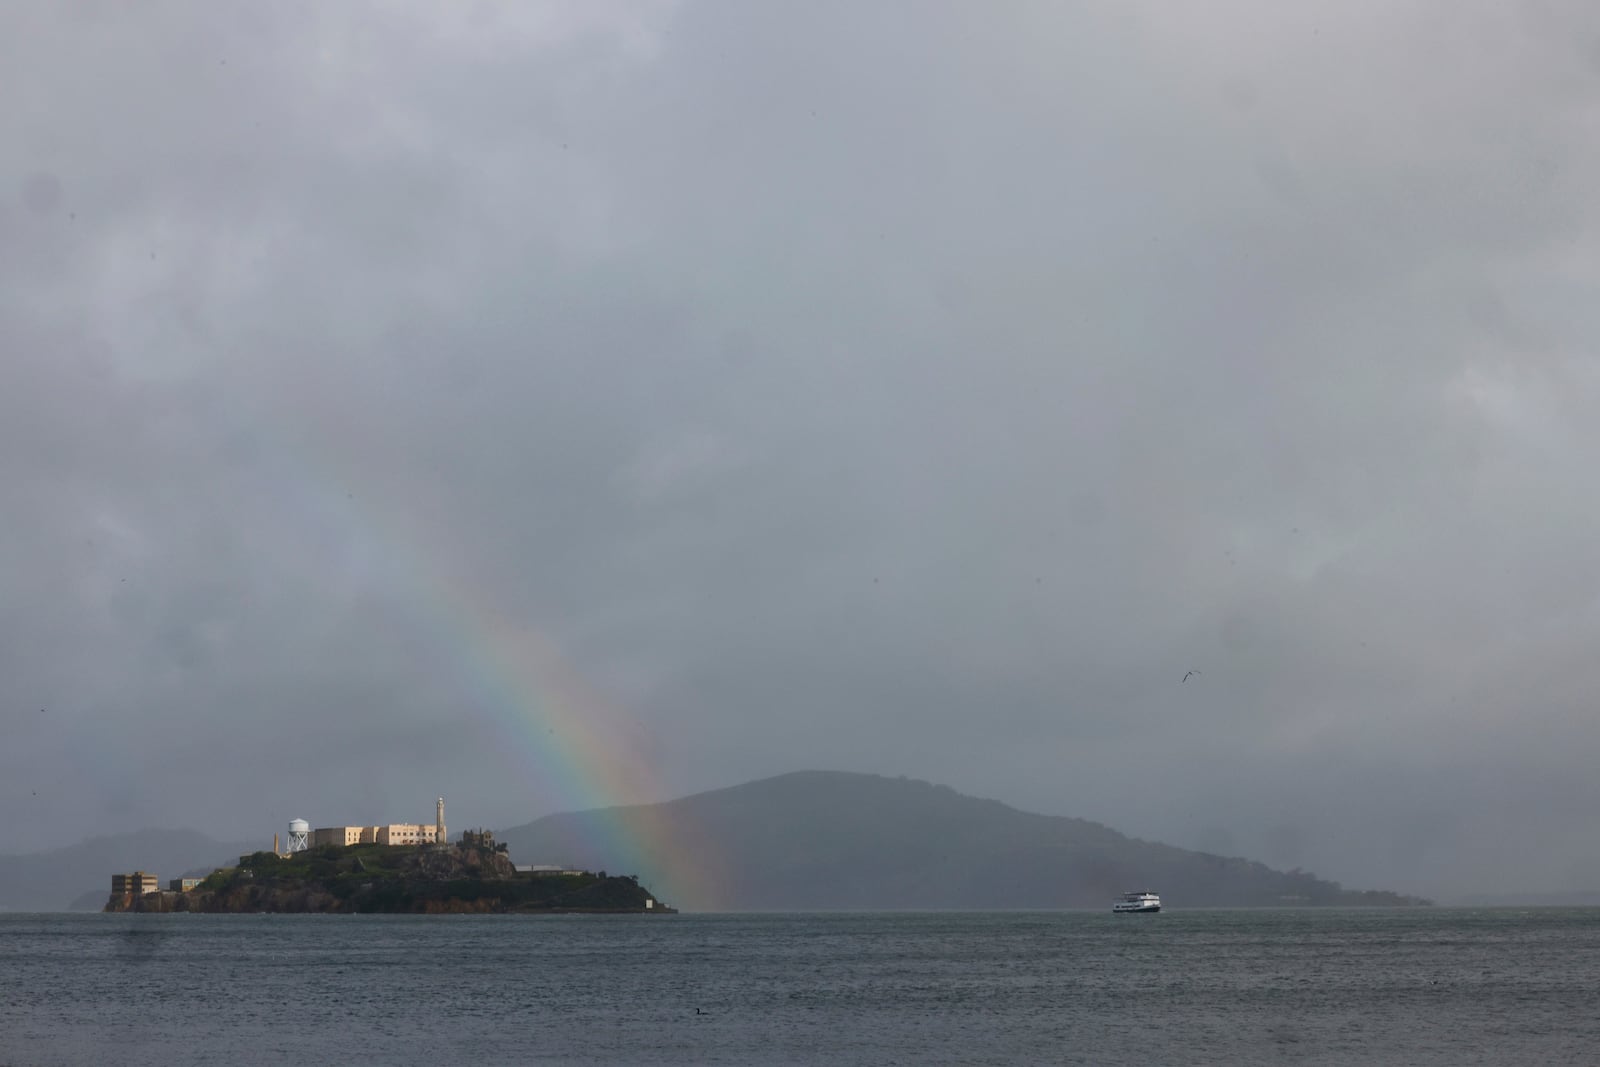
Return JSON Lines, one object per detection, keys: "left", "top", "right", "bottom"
{"left": 4, "top": 1, "right": 1599, "bottom": 897}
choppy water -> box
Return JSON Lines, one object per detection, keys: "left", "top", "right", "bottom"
{"left": 3, "top": 909, "right": 1598, "bottom": 1065}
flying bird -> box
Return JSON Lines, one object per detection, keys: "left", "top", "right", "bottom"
{"left": 1183, "top": 670, "right": 1200, "bottom": 683}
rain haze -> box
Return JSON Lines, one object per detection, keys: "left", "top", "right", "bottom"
{"left": 4, "top": 1, "right": 1599, "bottom": 901}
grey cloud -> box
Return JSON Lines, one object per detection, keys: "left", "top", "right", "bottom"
{"left": 3, "top": 1, "right": 1599, "bottom": 897}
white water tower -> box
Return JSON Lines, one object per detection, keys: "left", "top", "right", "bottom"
{"left": 286, "top": 818, "right": 310, "bottom": 853}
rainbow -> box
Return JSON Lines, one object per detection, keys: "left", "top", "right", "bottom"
{"left": 245, "top": 406, "right": 727, "bottom": 910}
{"left": 408, "top": 572, "right": 730, "bottom": 910}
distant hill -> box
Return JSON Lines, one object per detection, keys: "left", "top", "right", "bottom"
{"left": 498, "top": 771, "right": 1430, "bottom": 911}
{"left": 0, "top": 830, "right": 258, "bottom": 912}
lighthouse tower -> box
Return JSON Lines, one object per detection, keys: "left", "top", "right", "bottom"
{"left": 436, "top": 797, "right": 446, "bottom": 844}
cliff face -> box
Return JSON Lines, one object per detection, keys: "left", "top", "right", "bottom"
{"left": 106, "top": 840, "right": 670, "bottom": 914}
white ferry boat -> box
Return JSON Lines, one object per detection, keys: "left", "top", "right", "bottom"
{"left": 1112, "top": 890, "right": 1161, "bottom": 913}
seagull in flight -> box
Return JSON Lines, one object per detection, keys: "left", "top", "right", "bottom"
{"left": 1183, "top": 670, "right": 1200, "bottom": 683}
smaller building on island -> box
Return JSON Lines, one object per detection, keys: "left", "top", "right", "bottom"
{"left": 111, "top": 872, "right": 159, "bottom": 896}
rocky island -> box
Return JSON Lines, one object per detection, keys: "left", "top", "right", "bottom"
{"left": 105, "top": 830, "right": 674, "bottom": 914}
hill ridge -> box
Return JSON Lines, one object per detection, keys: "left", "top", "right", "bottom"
{"left": 498, "top": 770, "right": 1429, "bottom": 911}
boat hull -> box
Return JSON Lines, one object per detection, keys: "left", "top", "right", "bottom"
{"left": 1112, "top": 891, "right": 1162, "bottom": 913}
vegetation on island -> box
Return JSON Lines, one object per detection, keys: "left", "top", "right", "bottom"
{"left": 105, "top": 833, "right": 672, "bottom": 914}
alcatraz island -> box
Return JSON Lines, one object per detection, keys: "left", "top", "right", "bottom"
{"left": 105, "top": 798, "right": 675, "bottom": 915}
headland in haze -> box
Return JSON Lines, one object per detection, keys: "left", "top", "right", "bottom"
{"left": 500, "top": 771, "right": 1432, "bottom": 910}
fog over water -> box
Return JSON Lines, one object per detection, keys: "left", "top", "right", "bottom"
{"left": 5, "top": 2, "right": 1600, "bottom": 899}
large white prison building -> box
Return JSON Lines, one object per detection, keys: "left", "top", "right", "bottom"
{"left": 308, "top": 798, "right": 447, "bottom": 849}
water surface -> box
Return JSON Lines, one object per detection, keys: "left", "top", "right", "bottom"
{"left": 3, "top": 909, "right": 1596, "bottom": 1064}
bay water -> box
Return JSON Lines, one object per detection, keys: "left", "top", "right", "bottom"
{"left": 4, "top": 908, "right": 1597, "bottom": 1065}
